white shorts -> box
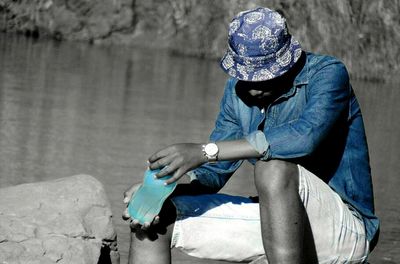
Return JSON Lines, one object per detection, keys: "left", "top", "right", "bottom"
{"left": 170, "top": 165, "right": 369, "bottom": 263}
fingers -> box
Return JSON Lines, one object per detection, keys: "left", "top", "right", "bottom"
{"left": 142, "top": 222, "right": 151, "bottom": 230}
{"left": 123, "top": 183, "right": 141, "bottom": 204}
{"left": 155, "top": 159, "right": 180, "bottom": 178}
{"left": 164, "top": 167, "right": 185, "bottom": 185}
{"left": 148, "top": 146, "right": 174, "bottom": 163}
{"left": 148, "top": 155, "right": 176, "bottom": 171}
{"left": 122, "top": 208, "right": 130, "bottom": 220}
{"left": 130, "top": 219, "right": 141, "bottom": 230}
{"left": 128, "top": 217, "right": 160, "bottom": 231}
{"left": 123, "top": 195, "right": 130, "bottom": 204}
{"left": 153, "top": 216, "right": 160, "bottom": 225}
{"left": 124, "top": 212, "right": 149, "bottom": 231}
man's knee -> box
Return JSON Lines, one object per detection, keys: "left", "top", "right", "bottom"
{"left": 254, "top": 160, "right": 299, "bottom": 196}
{"left": 130, "top": 198, "right": 176, "bottom": 240}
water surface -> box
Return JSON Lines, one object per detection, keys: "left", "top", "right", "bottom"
{"left": 0, "top": 34, "right": 398, "bottom": 263}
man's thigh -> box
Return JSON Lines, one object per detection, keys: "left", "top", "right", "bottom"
{"left": 297, "top": 165, "right": 369, "bottom": 263}
{"left": 171, "top": 193, "right": 263, "bottom": 262}
{"left": 169, "top": 165, "right": 369, "bottom": 263}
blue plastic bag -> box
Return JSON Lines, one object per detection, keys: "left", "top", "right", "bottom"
{"left": 128, "top": 169, "right": 177, "bottom": 224}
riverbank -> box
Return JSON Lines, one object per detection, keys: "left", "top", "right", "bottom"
{"left": 1, "top": 0, "right": 399, "bottom": 82}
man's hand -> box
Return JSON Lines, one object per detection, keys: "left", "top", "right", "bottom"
{"left": 148, "top": 143, "right": 208, "bottom": 185}
{"left": 122, "top": 182, "right": 160, "bottom": 230}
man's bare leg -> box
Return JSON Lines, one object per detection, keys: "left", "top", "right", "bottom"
{"left": 128, "top": 223, "right": 173, "bottom": 264}
{"left": 254, "top": 160, "right": 315, "bottom": 264}
{"left": 128, "top": 198, "right": 177, "bottom": 264}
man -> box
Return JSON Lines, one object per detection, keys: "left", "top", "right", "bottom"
{"left": 123, "top": 7, "right": 379, "bottom": 264}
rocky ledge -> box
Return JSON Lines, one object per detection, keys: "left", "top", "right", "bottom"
{"left": 0, "top": 175, "right": 119, "bottom": 264}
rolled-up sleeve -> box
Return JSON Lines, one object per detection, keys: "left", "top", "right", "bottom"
{"left": 192, "top": 78, "right": 244, "bottom": 192}
{"left": 245, "top": 130, "right": 270, "bottom": 158}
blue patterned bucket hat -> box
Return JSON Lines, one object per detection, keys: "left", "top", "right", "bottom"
{"left": 220, "top": 7, "right": 302, "bottom": 81}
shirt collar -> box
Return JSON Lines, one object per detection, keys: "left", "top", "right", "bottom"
{"left": 293, "top": 52, "right": 310, "bottom": 86}
{"left": 274, "top": 54, "right": 309, "bottom": 101}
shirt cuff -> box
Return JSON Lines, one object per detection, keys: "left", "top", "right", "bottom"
{"left": 244, "top": 130, "right": 270, "bottom": 160}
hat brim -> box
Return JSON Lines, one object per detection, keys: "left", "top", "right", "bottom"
{"left": 220, "top": 36, "right": 302, "bottom": 82}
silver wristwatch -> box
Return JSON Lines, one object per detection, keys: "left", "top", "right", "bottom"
{"left": 202, "top": 143, "right": 219, "bottom": 162}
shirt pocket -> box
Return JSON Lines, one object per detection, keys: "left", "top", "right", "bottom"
{"left": 270, "top": 92, "right": 306, "bottom": 127}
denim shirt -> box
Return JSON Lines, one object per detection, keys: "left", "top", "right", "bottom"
{"left": 191, "top": 52, "right": 379, "bottom": 246}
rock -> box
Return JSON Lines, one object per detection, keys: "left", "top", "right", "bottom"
{"left": 131, "top": 0, "right": 400, "bottom": 82}
{"left": 0, "top": 0, "right": 398, "bottom": 81}
{"left": 0, "top": 175, "right": 120, "bottom": 264}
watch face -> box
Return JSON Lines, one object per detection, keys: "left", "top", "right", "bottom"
{"left": 205, "top": 143, "right": 218, "bottom": 156}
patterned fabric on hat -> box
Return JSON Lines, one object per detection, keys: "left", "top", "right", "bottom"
{"left": 220, "top": 7, "right": 302, "bottom": 81}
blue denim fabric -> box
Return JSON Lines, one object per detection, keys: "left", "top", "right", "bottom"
{"left": 192, "top": 52, "right": 379, "bottom": 247}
